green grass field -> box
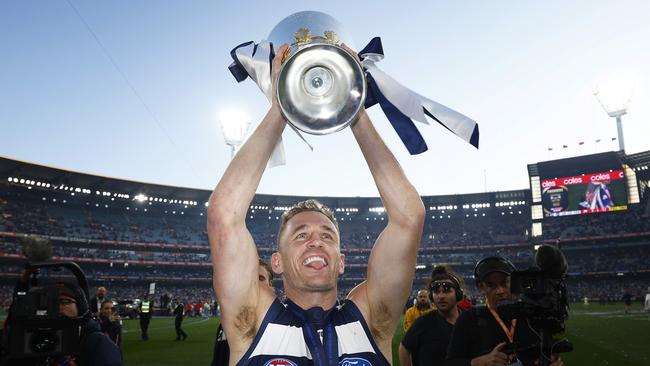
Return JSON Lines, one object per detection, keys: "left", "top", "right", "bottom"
{"left": 117, "top": 303, "right": 650, "bottom": 365}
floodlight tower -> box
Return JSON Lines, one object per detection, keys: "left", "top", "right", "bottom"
{"left": 593, "top": 76, "right": 634, "bottom": 152}
{"left": 219, "top": 109, "right": 250, "bottom": 159}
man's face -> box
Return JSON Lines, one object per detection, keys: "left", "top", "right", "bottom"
{"left": 97, "top": 287, "right": 106, "bottom": 298}
{"left": 479, "top": 272, "right": 511, "bottom": 306}
{"left": 100, "top": 302, "right": 114, "bottom": 318}
{"left": 431, "top": 281, "right": 457, "bottom": 312}
{"left": 258, "top": 265, "right": 273, "bottom": 289}
{"left": 58, "top": 295, "right": 79, "bottom": 318}
{"left": 416, "top": 290, "right": 430, "bottom": 307}
{"left": 273, "top": 211, "right": 344, "bottom": 293}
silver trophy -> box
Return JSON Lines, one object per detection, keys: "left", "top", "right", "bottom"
{"left": 267, "top": 11, "right": 366, "bottom": 135}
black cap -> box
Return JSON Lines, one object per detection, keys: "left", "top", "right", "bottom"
{"left": 474, "top": 257, "right": 515, "bottom": 283}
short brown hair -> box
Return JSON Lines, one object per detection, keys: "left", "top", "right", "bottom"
{"left": 428, "top": 265, "right": 464, "bottom": 292}
{"left": 258, "top": 258, "right": 273, "bottom": 286}
{"left": 277, "top": 199, "right": 338, "bottom": 246}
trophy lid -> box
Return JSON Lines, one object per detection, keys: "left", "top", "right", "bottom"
{"left": 267, "top": 11, "right": 356, "bottom": 53}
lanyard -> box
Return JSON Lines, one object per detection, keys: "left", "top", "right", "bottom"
{"left": 285, "top": 300, "right": 339, "bottom": 366}
{"left": 487, "top": 303, "right": 517, "bottom": 343}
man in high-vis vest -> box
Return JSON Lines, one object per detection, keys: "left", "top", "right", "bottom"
{"left": 139, "top": 296, "right": 153, "bottom": 340}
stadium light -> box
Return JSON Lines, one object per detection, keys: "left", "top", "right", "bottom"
{"left": 219, "top": 109, "right": 251, "bottom": 159}
{"left": 593, "top": 74, "right": 636, "bottom": 152}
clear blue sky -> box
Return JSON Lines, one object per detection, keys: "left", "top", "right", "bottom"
{"left": 1, "top": 1, "right": 648, "bottom": 197}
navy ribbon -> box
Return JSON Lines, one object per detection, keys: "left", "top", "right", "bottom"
{"left": 359, "top": 37, "right": 428, "bottom": 155}
{"left": 285, "top": 300, "right": 339, "bottom": 366}
{"left": 228, "top": 41, "right": 276, "bottom": 83}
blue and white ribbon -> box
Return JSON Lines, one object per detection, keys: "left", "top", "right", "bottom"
{"left": 228, "top": 37, "right": 479, "bottom": 165}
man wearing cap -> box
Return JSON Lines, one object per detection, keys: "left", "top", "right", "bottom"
{"left": 446, "top": 256, "right": 563, "bottom": 366}
{"left": 399, "top": 266, "right": 463, "bottom": 366}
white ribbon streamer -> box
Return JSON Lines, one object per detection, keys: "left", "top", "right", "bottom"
{"left": 361, "top": 52, "right": 478, "bottom": 145}
{"left": 232, "top": 41, "right": 286, "bottom": 167}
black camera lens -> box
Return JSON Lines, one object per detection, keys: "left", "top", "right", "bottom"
{"left": 30, "top": 330, "right": 59, "bottom": 353}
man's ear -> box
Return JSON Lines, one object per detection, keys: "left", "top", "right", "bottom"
{"left": 271, "top": 252, "right": 283, "bottom": 275}
{"left": 338, "top": 253, "right": 345, "bottom": 275}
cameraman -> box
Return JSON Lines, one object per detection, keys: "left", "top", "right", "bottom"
{"left": 446, "top": 256, "right": 563, "bottom": 366}
{"left": 55, "top": 284, "right": 122, "bottom": 366}
{"left": 3, "top": 280, "right": 122, "bottom": 366}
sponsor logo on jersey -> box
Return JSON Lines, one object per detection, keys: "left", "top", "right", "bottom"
{"left": 339, "top": 357, "right": 372, "bottom": 366}
{"left": 263, "top": 358, "right": 297, "bottom": 366}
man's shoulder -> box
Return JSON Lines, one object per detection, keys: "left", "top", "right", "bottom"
{"left": 409, "top": 309, "right": 439, "bottom": 329}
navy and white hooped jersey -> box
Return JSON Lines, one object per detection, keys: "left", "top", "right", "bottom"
{"left": 235, "top": 298, "right": 391, "bottom": 366}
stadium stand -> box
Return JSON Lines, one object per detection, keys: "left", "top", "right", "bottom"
{"left": 1, "top": 152, "right": 649, "bottom": 311}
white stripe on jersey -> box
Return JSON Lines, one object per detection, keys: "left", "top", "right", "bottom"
{"left": 335, "top": 321, "right": 375, "bottom": 356}
{"left": 250, "top": 323, "right": 313, "bottom": 359}
{"left": 248, "top": 320, "right": 376, "bottom": 359}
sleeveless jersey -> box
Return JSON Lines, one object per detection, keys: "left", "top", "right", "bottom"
{"left": 236, "top": 298, "right": 390, "bottom": 366}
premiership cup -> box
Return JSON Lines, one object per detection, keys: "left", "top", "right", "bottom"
{"left": 267, "top": 11, "right": 366, "bottom": 135}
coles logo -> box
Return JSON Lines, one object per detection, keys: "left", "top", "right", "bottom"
{"left": 541, "top": 180, "right": 556, "bottom": 188}
{"left": 563, "top": 177, "right": 582, "bottom": 185}
{"left": 263, "top": 359, "right": 297, "bottom": 366}
{"left": 590, "top": 173, "right": 610, "bottom": 182}
{"left": 339, "top": 357, "right": 373, "bottom": 366}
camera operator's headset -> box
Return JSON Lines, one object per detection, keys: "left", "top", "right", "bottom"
{"left": 58, "top": 282, "right": 91, "bottom": 319}
{"left": 428, "top": 272, "right": 465, "bottom": 302}
{"left": 473, "top": 256, "right": 516, "bottom": 288}
{"left": 31, "top": 261, "right": 92, "bottom": 319}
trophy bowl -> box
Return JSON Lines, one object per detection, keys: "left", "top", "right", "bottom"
{"left": 268, "top": 11, "right": 366, "bottom": 135}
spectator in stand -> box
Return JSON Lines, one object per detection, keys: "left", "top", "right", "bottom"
{"left": 403, "top": 289, "right": 434, "bottom": 332}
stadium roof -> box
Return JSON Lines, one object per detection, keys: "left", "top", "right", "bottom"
{"left": 0, "top": 155, "right": 538, "bottom": 210}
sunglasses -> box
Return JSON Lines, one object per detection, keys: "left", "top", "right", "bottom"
{"left": 431, "top": 282, "right": 455, "bottom": 294}
{"left": 59, "top": 298, "right": 77, "bottom": 305}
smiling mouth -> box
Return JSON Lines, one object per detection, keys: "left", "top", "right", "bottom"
{"left": 303, "top": 256, "right": 328, "bottom": 270}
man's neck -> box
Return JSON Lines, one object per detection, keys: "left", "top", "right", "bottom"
{"left": 415, "top": 303, "right": 431, "bottom": 310}
{"left": 439, "top": 306, "right": 460, "bottom": 324}
{"left": 285, "top": 288, "right": 338, "bottom": 310}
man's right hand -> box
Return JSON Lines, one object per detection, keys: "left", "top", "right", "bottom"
{"left": 471, "top": 342, "right": 509, "bottom": 366}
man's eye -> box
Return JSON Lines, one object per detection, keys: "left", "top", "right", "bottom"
{"left": 296, "top": 233, "right": 307, "bottom": 239}
{"left": 322, "top": 233, "right": 333, "bottom": 240}
{"left": 259, "top": 276, "right": 265, "bottom": 282}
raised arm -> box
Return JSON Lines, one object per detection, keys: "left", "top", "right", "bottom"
{"left": 347, "top": 109, "right": 425, "bottom": 348}
{"left": 207, "top": 45, "right": 288, "bottom": 348}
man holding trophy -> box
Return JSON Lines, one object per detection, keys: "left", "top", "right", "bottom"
{"left": 208, "top": 12, "right": 426, "bottom": 366}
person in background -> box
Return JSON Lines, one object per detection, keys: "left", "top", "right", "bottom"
{"left": 98, "top": 300, "right": 122, "bottom": 347}
{"left": 403, "top": 289, "right": 434, "bottom": 332}
{"left": 400, "top": 266, "right": 463, "bottom": 366}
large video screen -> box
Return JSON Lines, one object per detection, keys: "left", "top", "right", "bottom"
{"left": 541, "top": 169, "right": 628, "bottom": 217}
